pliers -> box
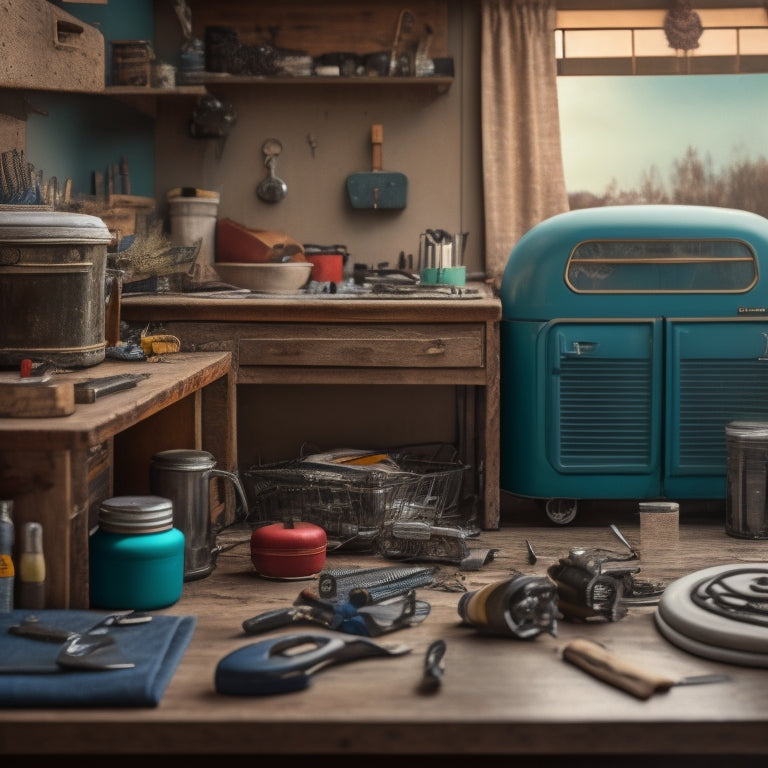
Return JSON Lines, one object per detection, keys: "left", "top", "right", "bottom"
{"left": 242, "top": 588, "right": 429, "bottom": 638}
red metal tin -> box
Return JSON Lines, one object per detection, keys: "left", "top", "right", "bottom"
{"left": 250, "top": 521, "right": 327, "bottom": 578}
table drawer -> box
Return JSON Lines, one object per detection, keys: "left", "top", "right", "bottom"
{"left": 238, "top": 323, "right": 485, "bottom": 368}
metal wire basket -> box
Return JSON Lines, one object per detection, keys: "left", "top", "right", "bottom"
{"left": 242, "top": 445, "right": 472, "bottom": 553}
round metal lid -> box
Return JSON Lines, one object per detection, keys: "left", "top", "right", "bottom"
{"left": 151, "top": 449, "right": 217, "bottom": 470}
{"left": 98, "top": 495, "right": 174, "bottom": 533}
{"left": 0, "top": 210, "right": 112, "bottom": 244}
{"left": 725, "top": 421, "right": 768, "bottom": 441}
{"left": 638, "top": 501, "right": 679, "bottom": 513}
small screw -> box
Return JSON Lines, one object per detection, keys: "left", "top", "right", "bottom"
{"left": 525, "top": 539, "right": 537, "bottom": 565}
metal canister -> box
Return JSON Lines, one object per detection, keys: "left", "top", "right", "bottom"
{"left": 89, "top": 495, "right": 185, "bottom": 610}
{"left": 150, "top": 449, "right": 250, "bottom": 581}
{"left": 725, "top": 421, "right": 768, "bottom": 539}
{"left": 0, "top": 210, "right": 112, "bottom": 368}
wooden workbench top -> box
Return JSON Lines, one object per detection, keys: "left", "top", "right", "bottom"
{"left": 120, "top": 282, "right": 502, "bottom": 324}
{"left": 2, "top": 520, "right": 768, "bottom": 758}
{"left": 0, "top": 352, "right": 232, "bottom": 451}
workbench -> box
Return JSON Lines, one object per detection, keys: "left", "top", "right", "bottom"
{"left": 1, "top": 521, "right": 767, "bottom": 760}
{"left": 0, "top": 351, "right": 235, "bottom": 609}
{"left": 121, "top": 283, "right": 502, "bottom": 529}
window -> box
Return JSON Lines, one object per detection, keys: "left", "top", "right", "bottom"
{"left": 566, "top": 237, "right": 758, "bottom": 292}
{"left": 556, "top": 7, "right": 768, "bottom": 76}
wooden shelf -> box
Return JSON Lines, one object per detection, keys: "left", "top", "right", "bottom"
{"left": 103, "top": 75, "right": 452, "bottom": 115}
{"left": 103, "top": 85, "right": 207, "bottom": 117}
{"left": 196, "top": 75, "right": 453, "bottom": 92}
{"left": 103, "top": 85, "right": 207, "bottom": 97}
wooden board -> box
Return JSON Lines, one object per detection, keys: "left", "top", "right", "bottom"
{"left": 186, "top": 0, "right": 449, "bottom": 58}
{"left": 0, "top": 0, "right": 104, "bottom": 92}
{"left": 0, "top": 381, "right": 75, "bottom": 418}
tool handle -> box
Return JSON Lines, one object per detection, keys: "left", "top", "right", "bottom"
{"left": 371, "top": 124, "right": 383, "bottom": 171}
{"left": 562, "top": 638, "right": 676, "bottom": 700}
{"left": 74, "top": 374, "right": 143, "bottom": 404}
{"left": 242, "top": 608, "right": 297, "bottom": 635}
{"left": 9, "top": 623, "right": 76, "bottom": 643}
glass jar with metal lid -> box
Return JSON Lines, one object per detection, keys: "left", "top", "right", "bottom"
{"left": 89, "top": 495, "right": 185, "bottom": 610}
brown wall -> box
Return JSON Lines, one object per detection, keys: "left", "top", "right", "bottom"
{"left": 151, "top": 1, "right": 486, "bottom": 277}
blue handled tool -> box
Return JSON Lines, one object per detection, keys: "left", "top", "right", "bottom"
{"left": 215, "top": 632, "right": 411, "bottom": 696}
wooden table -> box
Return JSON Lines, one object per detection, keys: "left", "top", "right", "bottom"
{"left": 121, "top": 284, "right": 502, "bottom": 529}
{"left": 2, "top": 522, "right": 768, "bottom": 758}
{"left": 0, "top": 351, "right": 234, "bottom": 608}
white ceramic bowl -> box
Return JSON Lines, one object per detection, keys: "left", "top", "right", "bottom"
{"left": 215, "top": 262, "right": 312, "bottom": 294}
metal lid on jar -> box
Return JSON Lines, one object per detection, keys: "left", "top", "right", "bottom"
{"left": 725, "top": 421, "right": 768, "bottom": 441}
{"left": 98, "top": 495, "right": 174, "bottom": 534}
{"left": 638, "top": 501, "right": 679, "bottom": 514}
{"left": 151, "top": 449, "right": 216, "bottom": 470}
{"left": 0, "top": 210, "right": 113, "bottom": 244}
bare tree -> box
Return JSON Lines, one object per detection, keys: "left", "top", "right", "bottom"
{"left": 570, "top": 147, "right": 768, "bottom": 219}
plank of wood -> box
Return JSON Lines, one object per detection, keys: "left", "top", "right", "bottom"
{"left": 0, "top": 381, "right": 75, "bottom": 418}
{"left": 187, "top": 0, "right": 449, "bottom": 58}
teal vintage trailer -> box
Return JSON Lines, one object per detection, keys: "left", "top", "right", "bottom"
{"left": 499, "top": 205, "right": 768, "bottom": 523}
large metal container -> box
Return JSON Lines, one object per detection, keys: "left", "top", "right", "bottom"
{"left": 0, "top": 210, "right": 112, "bottom": 368}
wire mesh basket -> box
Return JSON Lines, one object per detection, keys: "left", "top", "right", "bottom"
{"left": 242, "top": 445, "right": 473, "bottom": 553}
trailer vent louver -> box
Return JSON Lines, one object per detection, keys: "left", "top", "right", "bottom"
{"left": 678, "top": 359, "right": 768, "bottom": 469}
{"left": 558, "top": 357, "right": 652, "bottom": 467}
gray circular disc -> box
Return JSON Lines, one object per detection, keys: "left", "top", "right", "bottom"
{"left": 655, "top": 610, "right": 768, "bottom": 668}
{"left": 657, "top": 562, "right": 768, "bottom": 654}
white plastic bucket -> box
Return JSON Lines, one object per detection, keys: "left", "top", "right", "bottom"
{"left": 168, "top": 194, "right": 220, "bottom": 267}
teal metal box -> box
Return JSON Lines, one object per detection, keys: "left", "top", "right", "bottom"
{"left": 499, "top": 205, "right": 768, "bottom": 523}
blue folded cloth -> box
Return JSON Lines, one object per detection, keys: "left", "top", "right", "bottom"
{"left": 0, "top": 609, "right": 196, "bottom": 708}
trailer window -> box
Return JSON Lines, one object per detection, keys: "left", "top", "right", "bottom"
{"left": 566, "top": 239, "right": 757, "bottom": 293}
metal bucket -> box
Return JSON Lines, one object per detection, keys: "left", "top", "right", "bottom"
{"left": 725, "top": 421, "right": 768, "bottom": 539}
{"left": 0, "top": 210, "right": 112, "bottom": 368}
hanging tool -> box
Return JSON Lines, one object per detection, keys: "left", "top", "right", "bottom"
{"left": 345, "top": 124, "right": 408, "bottom": 210}
{"left": 256, "top": 138, "right": 287, "bottom": 203}
{"left": 389, "top": 9, "right": 416, "bottom": 75}
{"left": 215, "top": 631, "right": 411, "bottom": 695}
{"left": 562, "top": 638, "right": 731, "bottom": 700}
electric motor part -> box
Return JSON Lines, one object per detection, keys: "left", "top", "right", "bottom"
{"left": 457, "top": 572, "right": 558, "bottom": 639}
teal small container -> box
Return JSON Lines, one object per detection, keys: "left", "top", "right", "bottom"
{"left": 89, "top": 495, "right": 185, "bottom": 610}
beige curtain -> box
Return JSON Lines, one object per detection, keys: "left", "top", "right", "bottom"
{"left": 481, "top": 0, "right": 569, "bottom": 287}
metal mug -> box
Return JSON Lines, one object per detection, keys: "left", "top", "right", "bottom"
{"left": 149, "top": 449, "right": 250, "bottom": 581}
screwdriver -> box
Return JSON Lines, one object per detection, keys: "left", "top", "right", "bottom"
{"left": 562, "top": 638, "right": 731, "bottom": 700}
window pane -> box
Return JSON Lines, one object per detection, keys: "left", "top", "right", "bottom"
{"left": 566, "top": 239, "right": 757, "bottom": 292}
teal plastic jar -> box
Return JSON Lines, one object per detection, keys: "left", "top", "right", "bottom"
{"left": 89, "top": 495, "right": 185, "bottom": 610}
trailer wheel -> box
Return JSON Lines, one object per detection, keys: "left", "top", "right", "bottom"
{"left": 545, "top": 498, "right": 578, "bottom": 525}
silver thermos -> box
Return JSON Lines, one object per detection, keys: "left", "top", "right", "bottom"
{"left": 150, "top": 449, "right": 249, "bottom": 581}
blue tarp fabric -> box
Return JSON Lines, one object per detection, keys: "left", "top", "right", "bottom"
{"left": 0, "top": 610, "right": 196, "bottom": 708}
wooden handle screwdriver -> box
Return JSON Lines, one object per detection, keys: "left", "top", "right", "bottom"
{"left": 562, "top": 638, "right": 730, "bottom": 700}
